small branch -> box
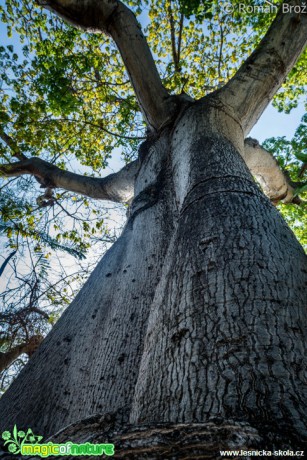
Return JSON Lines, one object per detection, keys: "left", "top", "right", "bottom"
{"left": 0, "top": 344, "right": 28, "bottom": 373}
{"left": 0, "top": 335, "right": 43, "bottom": 373}
{"left": 167, "top": 3, "right": 180, "bottom": 72}
{"left": 15, "top": 306, "right": 50, "bottom": 321}
{"left": 243, "top": 138, "right": 296, "bottom": 203}
{"left": 0, "top": 128, "right": 27, "bottom": 160}
{"left": 217, "top": 25, "right": 224, "bottom": 81}
{"left": 177, "top": 12, "right": 184, "bottom": 65}
{"left": 0, "top": 250, "right": 17, "bottom": 278}
{"left": 217, "top": 1, "right": 307, "bottom": 135}
{"left": 0, "top": 157, "right": 139, "bottom": 203}
{"left": 298, "top": 163, "right": 307, "bottom": 178}
{"left": 79, "top": 120, "right": 145, "bottom": 140}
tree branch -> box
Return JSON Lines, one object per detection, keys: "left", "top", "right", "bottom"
{"left": 177, "top": 12, "right": 184, "bottom": 66}
{"left": 167, "top": 3, "right": 180, "bottom": 72}
{"left": 217, "top": 25, "right": 224, "bottom": 81}
{"left": 243, "top": 138, "right": 297, "bottom": 203}
{"left": 217, "top": 0, "right": 307, "bottom": 135}
{"left": 0, "top": 157, "right": 139, "bottom": 203}
{"left": 2, "top": 141, "right": 298, "bottom": 205}
{"left": 0, "top": 335, "right": 43, "bottom": 373}
{"left": 0, "top": 306, "right": 50, "bottom": 322}
{"left": 0, "top": 128, "right": 27, "bottom": 160}
{"left": 0, "top": 250, "right": 17, "bottom": 278}
{"left": 37, "top": 0, "right": 178, "bottom": 130}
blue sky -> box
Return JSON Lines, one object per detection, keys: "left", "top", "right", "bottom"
{"left": 250, "top": 101, "right": 305, "bottom": 143}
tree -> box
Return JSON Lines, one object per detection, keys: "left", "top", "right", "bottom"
{"left": 0, "top": 0, "right": 306, "bottom": 456}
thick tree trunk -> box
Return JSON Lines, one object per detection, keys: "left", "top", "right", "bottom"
{"left": 0, "top": 100, "right": 306, "bottom": 454}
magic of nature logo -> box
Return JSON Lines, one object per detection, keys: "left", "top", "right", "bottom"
{"left": 1, "top": 425, "right": 114, "bottom": 457}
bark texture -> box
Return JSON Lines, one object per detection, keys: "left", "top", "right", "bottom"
{"left": 0, "top": 99, "right": 306, "bottom": 454}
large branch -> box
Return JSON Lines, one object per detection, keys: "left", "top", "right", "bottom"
{"left": 37, "top": 0, "right": 177, "bottom": 130}
{"left": 0, "top": 143, "right": 299, "bottom": 205}
{"left": 217, "top": 0, "right": 307, "bottom": 135}
{"left": 243, "top": 138, "right": 296, "bottom": 203}
{"left": 0, "top": 335, "right": 43, "bottom": 373}
{"left": 0, "top": 157, "right": 139, "bottom": 203}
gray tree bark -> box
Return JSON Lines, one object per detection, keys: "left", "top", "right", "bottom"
{"left": 1, "top": 0, "right": 307, "bottom": 456}
{"left": 0, "top": 98, "right": 306, "bottom": 455}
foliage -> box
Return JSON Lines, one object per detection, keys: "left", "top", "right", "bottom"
{"left": 0, "top": 176, "right": 122, "bottom": 394}
{"left": 262, "top": 113, "right": 307, "bottom": 248}
{"left": 0, "top": 0, "right": 306, "bottom": 389}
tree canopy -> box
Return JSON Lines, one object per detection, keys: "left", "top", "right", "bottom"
{"left": 0, "top": 0, "right": 306, "bottom": 392}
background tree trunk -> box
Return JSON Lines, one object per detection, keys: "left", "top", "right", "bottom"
{"left": 0, "top": 100, "right": 306, "bottom": 452}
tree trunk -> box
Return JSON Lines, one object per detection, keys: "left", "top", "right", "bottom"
{"left": 0, "top": 99, "right": 306, "bottom": 454}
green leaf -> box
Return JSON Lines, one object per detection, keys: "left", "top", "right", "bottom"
{"left": 13, "top": 425, "right": 18, "bottom": 443}
{"left": 294, "top": 184, "right": 307, "bottom": 196}
{"left": 293, "top": 151, "right": 307, "bottom": 163}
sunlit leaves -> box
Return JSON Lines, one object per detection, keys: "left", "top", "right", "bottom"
{"left": 143, "top": 0, "right": 271, "bottom": 98}
{"left": 273, "top": 49, "right": 307, "bottom": 113}
{"left": 278, "top": 203, "right": 307, "bottom": 248}
{"left": 262, "top": 114, "right": 307, "bottom": 181}
{"left": 0, "top": 3, "right": 142, "bottom": 178}
{"left": 262, "top": 113, "right": 307, "bottom": 248}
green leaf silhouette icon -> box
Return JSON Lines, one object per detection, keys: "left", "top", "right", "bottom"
{"left": 1, "top": 431, "right": 11, "bottom": 441}
{"left": 13, "top": 425, "right": 18, "bottom": 442}
{"left": 8, "top": 444, "right": 17, "bottom": 453}
{"left": 22, "top": 428, "right": 43, "bottom": 444}
{"left": 24, "top": 428, "right": 35, "bottom": 442}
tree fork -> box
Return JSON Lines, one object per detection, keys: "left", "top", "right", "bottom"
{"left": 36, "top": 0, "right": 179, "bottom": 130}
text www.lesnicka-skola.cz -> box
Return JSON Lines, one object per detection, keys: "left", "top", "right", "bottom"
{"left": 219, "top": 450, "right": 304, "bottom": 457}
